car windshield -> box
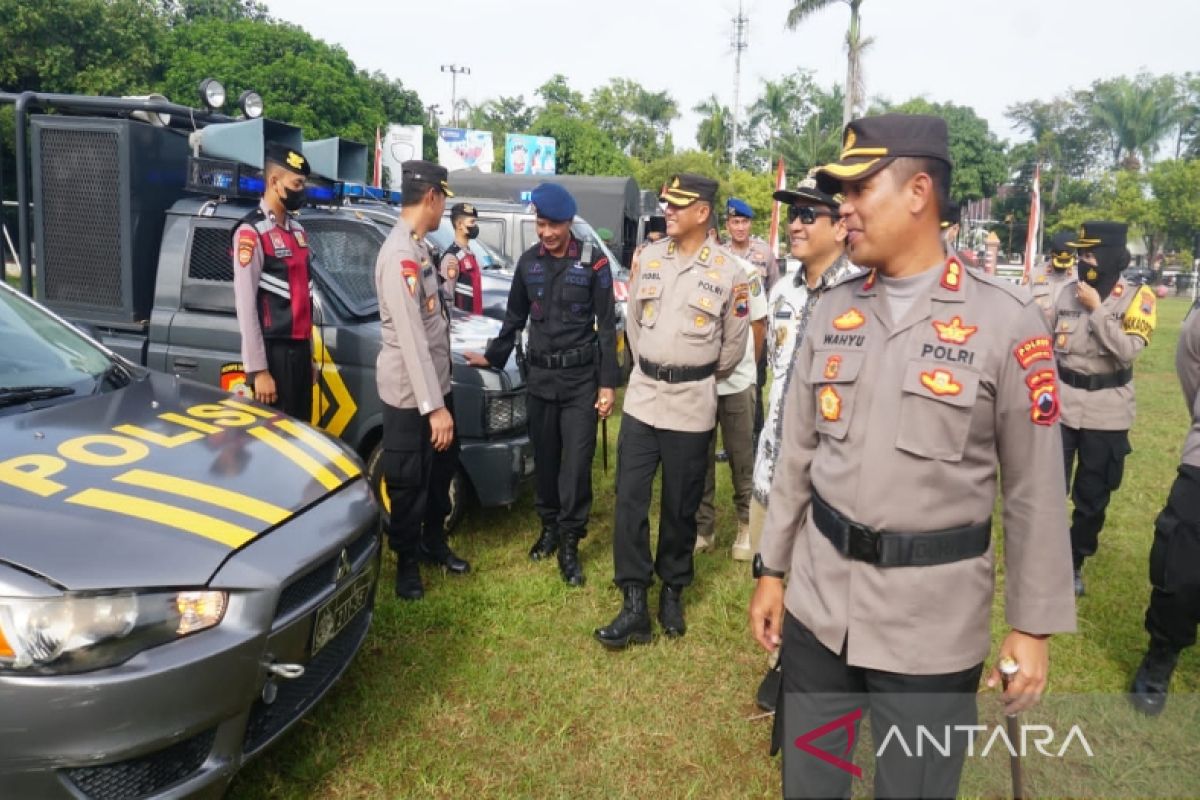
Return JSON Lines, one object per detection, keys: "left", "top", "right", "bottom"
{"left": 430, "top": 221, "right": 511, "bottom": 270}
{"left": 0, "top": 285, "right": 114, "bottom": 404}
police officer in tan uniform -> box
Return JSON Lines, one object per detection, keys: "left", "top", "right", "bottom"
{"left": 376, "top": 160, "right": 469, "bottom": 600}
{"left": 596, "top": 173, "right": 750, "bottom": 648}
{"left": 1023, "top": 230, "right": 1076, "bottom": 325}
{"left": 1052, "top": 221, "right": 1156, "bottom": 596}
{"left": 1131, "top": 299, "right": 1200, "bottom": 714}
{"left": 748, "top": 115, "right": 1076, "bottom": 799}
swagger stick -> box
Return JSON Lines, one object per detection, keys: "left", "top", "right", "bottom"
{"left": 999, "top": 656, "right": 1025, "bottom": 800}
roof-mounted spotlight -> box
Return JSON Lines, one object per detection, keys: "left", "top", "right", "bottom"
{"left": 198, "top": 78, "right": 226, "bottom": 111}
{"left": 238, "top": 90, "right": 264, "bottom": 119}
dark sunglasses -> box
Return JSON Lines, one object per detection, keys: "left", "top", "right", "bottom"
{"left": 787, "top": 205, "right": 839, "bottom": 224}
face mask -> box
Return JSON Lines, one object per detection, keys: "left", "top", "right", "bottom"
{"left": 467, "top": 224, "right": 480, "bottom": 240}
{"left": 279, "top": 184, "right": 305, "bottom": 212}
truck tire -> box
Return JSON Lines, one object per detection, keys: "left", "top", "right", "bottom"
{"left": 365, "top": 444, "right": 466, "bottom": 534}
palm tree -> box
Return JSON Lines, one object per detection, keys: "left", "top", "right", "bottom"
{"left": 748, "top": 77, "right": 801, "bottom": 165}
{"left": 693, "top": 95, "right": 731, "bottom": 165}
{"left": 1086, "top": 74, "right": 1178, "bottom": 170}
{"left": 786, "top": 0, "right": 870, "bottom": 125}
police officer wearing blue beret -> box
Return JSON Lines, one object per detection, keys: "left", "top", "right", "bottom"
{"left": 466, "top": 183, "right": 619, "bottom": 586}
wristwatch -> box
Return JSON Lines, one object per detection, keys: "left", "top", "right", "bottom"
{"left": 752, "top": 553, "right": 786, "bottom": 580}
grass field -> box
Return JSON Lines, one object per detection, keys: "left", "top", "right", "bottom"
{"left": 231, "top": 297, "right": 1200, "bottom": 799}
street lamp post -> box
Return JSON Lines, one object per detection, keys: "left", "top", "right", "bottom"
{"left": 440, "top": 64, "right": 471, "bottom": 127}
{"left": 427, "top": 104, "right": 441, "bottom": 130}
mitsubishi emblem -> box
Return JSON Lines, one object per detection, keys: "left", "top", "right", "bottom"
{"left": 334, "top": 549, "right": 352, "bottom": 583}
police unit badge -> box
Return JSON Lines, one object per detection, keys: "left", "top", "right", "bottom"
{"left": 818, "top": 386, "right": 842, "bottom": 421}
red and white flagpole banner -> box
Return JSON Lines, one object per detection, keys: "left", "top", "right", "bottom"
{"left": 1023, "top": 164, "right": 1041, "bottom": 282}
{"left": 768, "top": 157, "right": 787, "bottom": 258}
{"left": 373, "top": 126, "right": 383, "bottom": 187}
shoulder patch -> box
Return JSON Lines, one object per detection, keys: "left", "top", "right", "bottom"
{"left": 401, "top": 259, "right": 421, "bottom": 297}
{"left": 1014, "top": 335, "right": 1053, "bottom": 369}
{"left": 236, "top": 228, "right": 257, "bottom": 267}
{"left": 592, "top": 256, "right": 609, "bottom": 272}
{"left": 1122, "top": 285, "right": 1157, "bottom": 343}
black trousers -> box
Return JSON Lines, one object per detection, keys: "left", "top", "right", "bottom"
{"left": 612, "top": 414, "right": 711, "bottom": 588}
{"left": 1145, "top": 463, "right": 1200, "bottom": 650}
{"left": 258, "top": 338, "right": 313, "bottom": 422}
{"left": 382, "top": 394, "right": 459, "bottom": 561}
{"left": 1062, "top": 425, "right": 1131, "bottom": 566}
{"left": 528, "top": 389, "right": 598, "bottom": 538}
{"left": 776, "top": 613, "right": 983, "bottom": 800}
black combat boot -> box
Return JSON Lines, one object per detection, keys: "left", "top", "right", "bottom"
{"left": 594, "top": 585, "right": 652, "bottom": 649}
{"left": 394, "top": 558, "right": 423, "bottom": 601}
{"left": 529, "top": 525, "right": 559, "bottom": 561}
{"left": 417, "top": 541, "right": 471, "bottom": 574}
{"left": 659, "top": 584, "right": 687, "bottom": 638}
{"left": 557, "top": 532, "right": 585, "bottom": 587}
{"left": 1129, "top": 638, "right": 1181, "bottom": 716}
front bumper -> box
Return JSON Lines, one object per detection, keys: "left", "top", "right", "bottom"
{"left": 459, "top": 433, "right": 535, "bottom": 508}
{"left": 0, "top": 479, "right": 380, "bottom": 800}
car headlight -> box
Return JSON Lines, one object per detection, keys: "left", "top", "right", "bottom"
{"left": 0, "top": 590, "right": 227, "bottom": 674}
{"left": 484, "top": 393, "right": 527, "bottom": 435}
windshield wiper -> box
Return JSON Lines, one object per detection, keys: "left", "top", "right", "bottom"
{"left": 0, "top": 386, "right": 76, "bottom": 408}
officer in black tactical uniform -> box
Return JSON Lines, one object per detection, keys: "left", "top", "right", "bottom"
{"left": 466, "top": 183, "right": 619, "bottom": 586}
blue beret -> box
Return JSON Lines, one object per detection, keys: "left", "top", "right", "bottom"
{"left": 726, "top": 197, "right": 753, "bottom": 219}
{"left": 530, "top": 183, "right": 577, "bottom": 222}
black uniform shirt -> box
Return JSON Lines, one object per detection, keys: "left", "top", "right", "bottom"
{"left": 485, "top": 236, "right": 620, "bottom": 400}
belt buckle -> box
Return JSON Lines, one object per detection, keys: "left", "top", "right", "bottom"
{"left": 847, "top": 523, "right": 881, "bottom": 563}
{"left": 660, "top": 366, "right": 674, "bottom": 382}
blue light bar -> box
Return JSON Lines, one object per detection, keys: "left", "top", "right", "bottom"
{"left": 238, "top": 175, "right": 265, "bottom": 195}
{"left": 305, "top": 183, "right": 338, "bottom": 203}
{"left": 342, "top": 182, "right": 402, "bottom": 204}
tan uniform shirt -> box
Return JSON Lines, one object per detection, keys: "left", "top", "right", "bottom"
{"left": 729, "top": 236, "right": 779, "bottom": 291}
{"left": 760, "top": 260, "right": 1076, "bottom": 675}
{"left": 375, "top": 217, "right": 452, "bottom": 414}
{"left": 1178, "top": 302, "right": 1200, "bottom": 468}
{"left": 624, "top": 238, "right": 751, "bottom": 433}
{"left": 1052, "top": 277, "right": 1156, "bottom": 431}
{"left": 1022, "top": 261, "right": 1074, "bottom": 326}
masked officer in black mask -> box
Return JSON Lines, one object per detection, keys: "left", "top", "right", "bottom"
{"left": 465, "top": 183, "right": 619, "bottom": 586}
{"left": 440, "top": 202, "right": 485, "bottom": 315}
{"left": 1051, "top": 221, "right": 1158, "bottom": 596}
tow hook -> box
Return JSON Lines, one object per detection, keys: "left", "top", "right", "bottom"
{"left": 261, "top": 660, "right": 305, "bottom": 704}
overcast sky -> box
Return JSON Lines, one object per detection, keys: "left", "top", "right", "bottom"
{"left": 264, "top": 0, "right": 1196, "bottom": 151}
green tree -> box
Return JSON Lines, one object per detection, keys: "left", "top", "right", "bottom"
{"left": 633, "top": 150, "right": 722, "bottom": 195}
{"left": 1084, "top": 73, "right": 1178, "bottom": 170}
{"left": 0, "top": 0, "right": 166, "bottom": 95}
{"left": 891, "top": 98, "right": 1007, "bottom": 203}
{"left": 785, "top": 0, "right": 869, "bottom": 124}
{"left": 529, "top": 110, "right": 630, "bottom": 177}
{"left": 157, "top": 0, "right": 270, "bottom": 22}
{"left": 160, "top": 18, "right": 403, "bottom": 147}
{"left": 693, "top": 94, "right": 731, "bottom": 166}
{"left": 1147, "top": 159, "right": 1200, "bottom": 253}
{"left": 1057, "top": 170, "right": 1162, "bottom": 262}
{"left": 1006, "top": 95, "right": 1108, "bottom": 206}
{"left": 589, "top": 78, "right": 678, "bottom": 161}
{"left": 535, "top": 74, "right": 586, "bottom": 116}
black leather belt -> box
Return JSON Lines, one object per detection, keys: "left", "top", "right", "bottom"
{"left": 1057, "top": 364, "right": 1133, "bottom": 391}
{"left": 638, "top": 357, "right": 717, "bottom": 384}
{"left": 528, "top": 345, "right": 595, "bottom": 369}
{"left": 811, "top": 491, "right": 991, "bottom": 567}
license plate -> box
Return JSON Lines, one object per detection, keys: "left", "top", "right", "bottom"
{"left": 311, "top": 567, "right": 373, "bottom": 655}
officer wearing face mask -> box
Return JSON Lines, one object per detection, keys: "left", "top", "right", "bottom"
{"left": 1052, "top": 221, "right": 1157, "bottom": 596}
{"left": 1024, "top": 230, "right": 1077, "bottom": 325}
{"left": 440, "top": 202, "right": 484, "bottom": 314}
{"left": 232, "top": 142, "right": 314, "bottom": 420}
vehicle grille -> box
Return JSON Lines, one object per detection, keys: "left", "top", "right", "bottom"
{"left": 274, "top": 526, "right": 378, "bottom": 621}
{"left": 241, "top": 606, "right": 371, "bottom": 754}
{"left": 62, "top": 728, "right": 214, "bottom": 800}
{"left": 484, "top": 391, "right": 528, "bottom": 436}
